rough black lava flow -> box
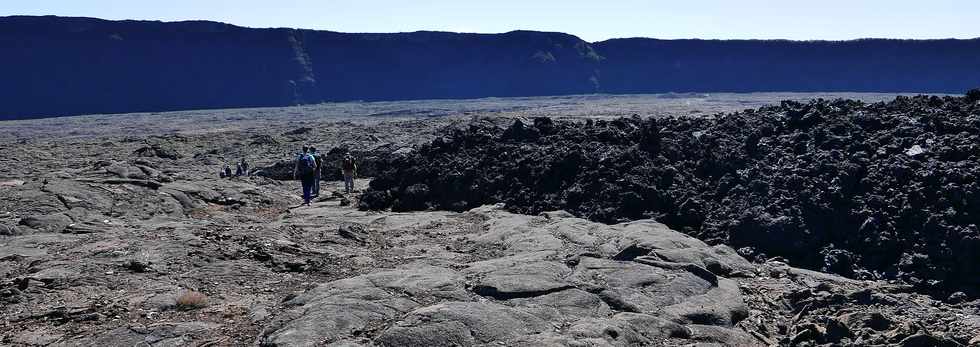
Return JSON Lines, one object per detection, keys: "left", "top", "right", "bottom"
{"left": 362, "top": 90, "right": 980, "bottom": 296}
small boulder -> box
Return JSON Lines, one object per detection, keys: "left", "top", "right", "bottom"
{"left": 124, "top": 260, "right": 151, "bottom": 273}
{"left": 839, "top": 311, "right": 893, "bottom": 332}
{"left": 947, "top": 291, "right": 968, "bottom": 304}
{"left": 358, "top": 190, "right": 391, "bottom": 210}
{"left": 393, "top": 184, "right": 430, "bottom": 211}
{"left": 19, "top": 213, "right": 72, "bottom": 233}
{"left": 338, "top": 224, "right": 368, "bottom": 243}
{"left": 134, "top": 143, "right": 181, "bottom": 160}
{"left": 965, "top": 88, "right": 980, "bottom": 103}
{"left": 824, "top": 318, "right": 852, "bottom": 342}
{"left": 791, "top": 323, "right": 826, "bottom": 345}
{"left": 899, "top": 333, "right": 944, "bottom": 347}
{"left": 1, "top": 224, "right": 23, "bottom": 236}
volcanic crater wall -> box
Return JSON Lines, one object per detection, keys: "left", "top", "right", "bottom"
{"left": 3, "top": 15, "right": 980, "bottom": 119}
{"left": 361, "top": 91, "right": 980, "bottom": 297}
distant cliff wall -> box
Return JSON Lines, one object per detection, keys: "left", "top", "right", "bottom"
{"left": 595, "top": 38, "right": 980, "bottom": 94}
{"left": 0, "top": 16, "right": 319, "bottom": 118}
{"left": 1, "top": 16, "right": 978, "bottom": 119}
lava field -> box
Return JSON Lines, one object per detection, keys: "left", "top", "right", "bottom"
{"left": 362, "top": 90, "right": 980, "bottom": 296}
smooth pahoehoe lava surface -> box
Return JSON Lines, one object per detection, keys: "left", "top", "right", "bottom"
{"left": 362, "top": 90, "right": 980, "bottom": 296}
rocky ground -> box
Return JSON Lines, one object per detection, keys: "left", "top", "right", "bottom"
{"left": 363, "top": 91, "right": 980, "bottom": 299}
{"left": 1, "top": 93, "right": 978, "bottom": 346}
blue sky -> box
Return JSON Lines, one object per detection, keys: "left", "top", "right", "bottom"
{"left": 3, "top": 0, "right": 978, "bottom": 42}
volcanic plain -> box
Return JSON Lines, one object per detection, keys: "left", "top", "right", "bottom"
{"left": 2, "top": 93, "right": 978, "bottom": 346}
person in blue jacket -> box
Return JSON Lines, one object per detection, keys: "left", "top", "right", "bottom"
{"left": 293, "top": 145, "right": 318, "bottom": 206}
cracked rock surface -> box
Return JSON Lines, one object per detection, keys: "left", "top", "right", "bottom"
{"left": 260, "top": 205, "right": 755, "bottom": 346}
{"left": 1, "top": 93, "right": 978, "bottom": 346}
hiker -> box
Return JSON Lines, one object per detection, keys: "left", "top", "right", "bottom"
{"left": 310, "top": 146, "right": 323, "bottom": 197}
{"left": 223, "top": 164, "right": 233, "bottom": 178}
{"left": 293, "top": 145, "right": 318, "bottom": 206}
{"left": 235, "top": 161, "right": 245, "bottom": 177}
{"left": 240, "top": 158, "right": 249, "bottom": 176}
{"left": 341, "top": 151, "right": 357, "bottom": 193}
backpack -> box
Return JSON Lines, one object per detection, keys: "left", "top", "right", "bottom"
{"left": 342, "top": 156, "right": 355, "bottom": 171}
{"left": 299, "top": 153, "right": 317, "bottom": 176}
{"left": 313, "top": 153, "right": 323, "bottom": 168}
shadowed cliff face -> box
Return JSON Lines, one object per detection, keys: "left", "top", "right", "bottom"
{"left": 0, "top": 16, "right": 319, "bottom": 118}
{"left": 0, "top": 16, "right": 602, "bottom": 119}
{"left": 595, "top": 38, "right": 980, "bottom": 94}
{"left": 1, "top": 15, "right": 979, "bottom": 119}
{"left": 306, "top": 30, "right": 603, "bottom": 102}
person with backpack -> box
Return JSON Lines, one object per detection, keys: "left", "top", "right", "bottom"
{"left": 293, "top": 145, "right": 318, "bottom": 206}
{"left": 341, "top": 152, "right": 357, "bottom": 194}
{"left": 240, "top": 158, "right": 249, "bottom": 176}
{"left": 310, "top": 146, "right": 323, "bottom": 197}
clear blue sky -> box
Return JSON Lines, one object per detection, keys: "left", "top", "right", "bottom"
{"left": 3, "top": 0, "right": 978, "bottom": 42}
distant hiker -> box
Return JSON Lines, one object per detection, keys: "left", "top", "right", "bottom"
{"left": 310, "top": 146, "right": 323, "bottom": 197}
{"left": 223, "top": 164, "right": 233, "bottom": 178}
{"left": 293, "top": 145, "right": 318, "bottom": 206}
{"left": 240, "top": 158, "right": 249, "bottom": 176}
{"left": 235, "top": 162, "right": 245, "bottom": 177}
{"left": 341, "top": 152, "right": 357, "bottom": 193}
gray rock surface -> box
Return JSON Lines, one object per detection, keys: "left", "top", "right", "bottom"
{"left": 1, "top": 97, "right": 977, "bottom": 346}
{"left": 261, "top": 205, "right": 758, "bottom": 345}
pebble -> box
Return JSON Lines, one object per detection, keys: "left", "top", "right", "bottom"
{"left": 947, "top": 291, "right": 967, "bottom": 304}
